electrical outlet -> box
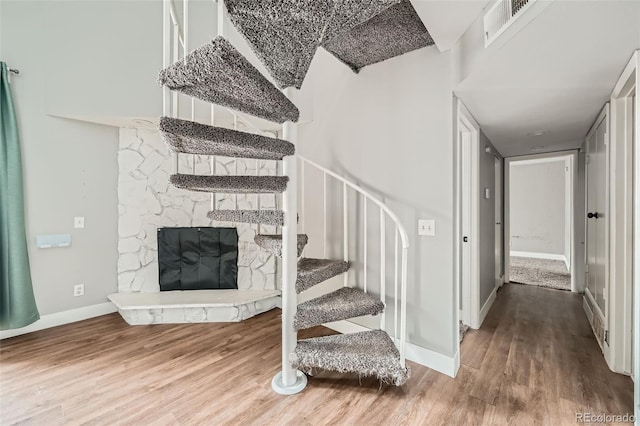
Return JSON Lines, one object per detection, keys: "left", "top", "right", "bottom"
{"left": 74, "top": 284, "right": 85, "bottom": 297}
{"left": 74, "top": 217, "right": 85, "bottom": 229}
{"left": 418, "top": 219, "right": 436, "bottom": 236}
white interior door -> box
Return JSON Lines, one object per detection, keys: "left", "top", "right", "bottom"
{"left": 495, "top": 156, "right": 503, "bottom": 287}
{"left": 461, "top": 131, "right": 472, "bottom": 326}
{"left": 586, "top": 110, "right": 608, "bottom": 326}
{"left": 457, "top": 100, "right": 480, "bottom": 329}
{"left": 631, "top": 93, "right": 635, "bottom": 377}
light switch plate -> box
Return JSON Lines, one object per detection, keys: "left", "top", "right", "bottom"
{"left": 74, "top": 217, "right": 85, "bottom": 229}
{"left": 418, "top": 219, "right": 436, "bottom": 236}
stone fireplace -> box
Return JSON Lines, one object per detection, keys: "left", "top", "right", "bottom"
{"left": 109, "top": 127, "right": 280, "bottom": 325}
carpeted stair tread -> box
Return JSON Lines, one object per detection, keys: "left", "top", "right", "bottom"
{"left": 323, "top": 0, "right": 434, "bottom": 73}
{"left": 158, "top": 37, "right": 299, "bottom": 123}
{"left": 208, "top": 209, "right": 285, "bottom": 226}
{"left": 294, "top": 287, "right": 384, "bottom": 331}
{"left": 291, "top": 329, "right": 410, "bottom": 385}
{"left": 255, "top": 234, "right": 308, "bottom": 258}
{"left": 296, "top": 258, "right": 350, "bottom": 294}
{"left": 159, "top": 116, "right": 294, "bottom": 160}
{"left": 224, "top": 0, "right": 399, "bottom": 89}
{"left": 170, "top": 174, "right": 288, "bottom": 193}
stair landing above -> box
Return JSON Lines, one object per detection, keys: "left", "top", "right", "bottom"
{"left": 108, "top": 289, "right": 280, "bottom": 325}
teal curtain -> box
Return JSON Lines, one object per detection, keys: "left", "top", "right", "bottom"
{"left": 0, "top": 62, "right": 39, "bottom": 330}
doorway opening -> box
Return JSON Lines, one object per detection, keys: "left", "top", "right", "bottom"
{"left": 505, "top": 153, "right": 577, "bottom": 293}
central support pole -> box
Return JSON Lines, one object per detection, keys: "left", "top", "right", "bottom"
{"left": 271, "top": 87, "right": 306, "bottom": 395}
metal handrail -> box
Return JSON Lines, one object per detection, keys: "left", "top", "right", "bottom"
{"left": 297, "top": 155, "right": 409, "bottom": 364}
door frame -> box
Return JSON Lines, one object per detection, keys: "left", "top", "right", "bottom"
{"left": 607, "top": 51, "right": 638, "bottom": 382}
{"left": 584, "top": 106, "right": 610, "bottom": 350}
{"left": 455, "top": 99, "right": 481, "bottom": 331}
{"left": 504, "top": 152, "right": 577, "bottom": 292}
{"left": 495, "top": 155, "right": 504, "bottom": 289}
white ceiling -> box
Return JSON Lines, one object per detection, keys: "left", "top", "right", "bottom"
{"left": 411, "top": 0, "right": 492, "bottom": 52}
{"left": 455, "top": 0, "right": 640, "bottom": 157}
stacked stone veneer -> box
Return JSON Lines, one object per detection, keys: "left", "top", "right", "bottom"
{"left": 117, "top": 127, "right": 278, "bottom": 294}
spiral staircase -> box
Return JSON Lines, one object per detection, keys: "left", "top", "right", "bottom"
{"left": 158, "top": 0, "right": 434, "bottom": 394}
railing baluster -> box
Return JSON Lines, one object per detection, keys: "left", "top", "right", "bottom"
{"left": 171, "top": 26, "right": 179, "bottom": 121}
{"left": 301, "top": 160, "right": 305, "bottom": 235}
{"left": 233, "top": 114, "right": 238, "bottom": 210}
{"left": 323, "top": 171, "right": 327, "bottom": 259}
{"left": 172, "top": 16, "right": 179, "bottom": 179}
{"left": 256, "top": 158, "right": 260, "bottom": 235}
{"left": 400, "top": 247, "right": 408, "bottom": 365}
{"left": 343, "top": 182, "right": 348, "bottom": 287}
{"left": 217, "top": 0, "right": 224, "bottom": 35}
{"left": 380, "top": 209, "right": 385, "bottom": 330}
{"left": 210, "top": 105, "right": 215, "bottom": 211}
{"left": 183, "top": 0, "right": 188, "bottom": 63}
{"left": 162, "top": 0, "right": 170, "bottom": 117}
{"left": 363, "top": 193, "right": 367, "bottom": 293}
{"left": 394, "top": 228, "right": 399, "bottom": 341}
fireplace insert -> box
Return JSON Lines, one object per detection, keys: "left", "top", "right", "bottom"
{"left": 157, "top": 227, "right": 238, "bottom": 291}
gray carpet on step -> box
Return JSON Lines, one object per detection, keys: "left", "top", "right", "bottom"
{"left": 254, "top": 234, "right": 308, "bottom": 258}
{"left": 292, "top": 329, "right": 410, "bottom": 385}
{"left": 509, "top": 256, "right": 571, "bottom": 291}
{"left": 208, "top": 209, "right": 285, "bottom": 226}
{"left": 459, "top": 321, "right": 470, "bottom": 343}
{"left": 157, "top": 37, "right": 299, "bottom": 123}
{"left": 224, "top": 0, "right": 399, "bottom": 89}
{"left": 323, "top": 0, "right": 434, "bottom": 73}
{"left": 294, "top": 287, "right": 384, "bottom": 331}
{"left": 296, "top": 258, "right": 350, "bottom": 293}
{"left": 170, "top": 174, "right": 289, "bottom": 193}
{"left": 159, "top": 116, "right": 294, "bottom": 160}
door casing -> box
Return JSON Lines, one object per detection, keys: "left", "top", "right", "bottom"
{"left": 504, "top": 152, "right": 578, "bottom": 292}
{"left": 456, "top": 100, "right": 481, "bottom": 331}
{"left": 607, "top": 51, "right": 638, "bottom": 381}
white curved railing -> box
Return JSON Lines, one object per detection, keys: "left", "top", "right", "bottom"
{"left": 297, "top": 155, "right": 409, "bottom": 365}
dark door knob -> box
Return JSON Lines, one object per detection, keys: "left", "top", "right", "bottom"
{"left": 587, "top": 212, "right": 599, "bottom": 219}
{"left": 463, "top": 236, "right": 468, "bottom": 242}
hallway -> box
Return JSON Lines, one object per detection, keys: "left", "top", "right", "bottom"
{"left": 460, "top": 283, "right": 634, "bottom": 423}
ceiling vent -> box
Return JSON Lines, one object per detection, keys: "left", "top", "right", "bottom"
{"left": 484, "top": 0, "right": 536, "bottom": 47}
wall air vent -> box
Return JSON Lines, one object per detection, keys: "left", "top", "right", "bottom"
{"left": 484, "top": 0, "right": 537, "bottom": 47}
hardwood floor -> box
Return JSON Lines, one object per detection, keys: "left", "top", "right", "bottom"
{"left": 0, "top": 284, "right": 633, "bottom": 425}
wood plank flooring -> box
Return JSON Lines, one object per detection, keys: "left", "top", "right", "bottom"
{"left": 0, "top": 283, "right": 633, "bottom": 425}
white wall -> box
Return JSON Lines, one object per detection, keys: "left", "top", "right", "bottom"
{"left": 509, "top": 159, "right": 567, "bottom": 257}
{"left": 0, "top": 1, "right": 120, "bottom": 316}
{"left": 297, "top": 47, "right": 456, "bottom": 358}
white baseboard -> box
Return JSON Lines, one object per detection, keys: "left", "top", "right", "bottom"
{"left": 0, "top": 302, "right": 117, "bottom": 340}
{"left": 478, "top": 287, "right": 497, "bottom": 328}
{"left": 582, "top": 296, "right": 593, "bottom": 325}
{"left": 323, "top": 319, "right": 459, "bottom": 378}
{"left": 510, "top": 251, "right": 567, "bottom": 264}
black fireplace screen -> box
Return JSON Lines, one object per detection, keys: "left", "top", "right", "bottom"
{"left": 157, "top": 227, "right": 238, "bottom": 291}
